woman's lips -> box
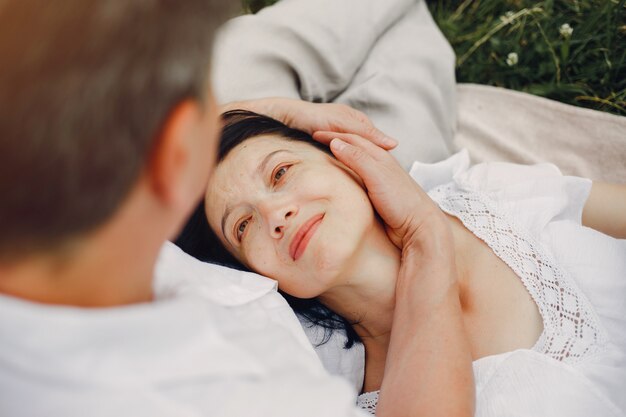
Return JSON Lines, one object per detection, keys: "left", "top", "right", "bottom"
{"left": 289, "top": 213, "right": 324, "bottom": 261}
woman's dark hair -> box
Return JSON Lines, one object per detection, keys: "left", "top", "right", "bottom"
{"left": 175, "top": 109, "right": 361, "bottom": 349}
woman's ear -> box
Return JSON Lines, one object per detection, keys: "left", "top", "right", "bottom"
{"left": 147, "top": 100, "right": 204, "bottom": 209}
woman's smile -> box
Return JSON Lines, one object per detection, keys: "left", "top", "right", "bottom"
{"left": 290, "top": 213, "right": 325, "bottom": 261}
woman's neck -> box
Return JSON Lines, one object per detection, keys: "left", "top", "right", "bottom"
{"left": 317, "top": 213, "right": 474, "bottom": 393}
{"left": 318, "top": 220, "right": 401, "bottom": 345}
{"left": 317, "top": 214, "right": 473, "bottom": 348}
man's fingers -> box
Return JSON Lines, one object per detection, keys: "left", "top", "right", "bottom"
{"left": 314, "top": 131, "right": 389, "bottom": 160}
{"left": 313, "top": 129, "right": 397, "bottom": 151}
{"left": 328, "top": 104, "right": 397, "bottom": 150}
{"left": 312, "top": 131, "right": 346, "bottom": 145}
{"left": 329, "top": 138, "right": 375, "bottom": 177}
{"left": 315, "top": 130, "right": 397, "bottom": 151}
{"left": 329, "top": 138, "right": 387, "bottom": 188}
{"left": 354, "top": 125, "right": 398, "bottom": 150}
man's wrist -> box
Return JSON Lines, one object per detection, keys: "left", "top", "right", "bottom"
{"left": 397, "top": 219, "right": 459, "bottom": 305}
{"left": 402, "top": 218, "right": 454, "bottom": 263}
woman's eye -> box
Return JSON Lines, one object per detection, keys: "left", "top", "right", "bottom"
{"left": 236, "top": 219, "right": 249, "bottom": 241}
{"left": 273, "top": 165, "right": 289, "bottom": 183}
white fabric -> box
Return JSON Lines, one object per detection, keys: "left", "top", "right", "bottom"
{"left": 356, "top": 390, "right": 380, "bottom": 415}
{"left": 298, "top": 317, "right": 365, "bottom": 394}
{"left": 0, "top": 243, "right": 369, "bottom": 417}
{"left": 355, "top": 152, "right": 626, "bottom": 416}
{"left": 157, "top": 243, "right": 366, "bottom": 392}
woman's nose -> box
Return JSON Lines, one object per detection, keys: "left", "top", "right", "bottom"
{"left": 263, "top": 202, "right": 298, "bottom": 239}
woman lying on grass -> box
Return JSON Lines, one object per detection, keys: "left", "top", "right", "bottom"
{"left": 177, "top": 109, "right": 626, "bottom": 416}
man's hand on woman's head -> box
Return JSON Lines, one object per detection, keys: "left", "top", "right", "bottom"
{"left": 313, "top": 131, "right": 452, "bottom": 253}
{"left": 220, "top": 98, "right": 397, "bottom": 151}
{"left": 313, "top": 132, "right": 474, "bottom": 417}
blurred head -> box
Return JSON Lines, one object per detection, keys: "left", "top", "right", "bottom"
{"left": 0, "top": 0, "right": 234, "bottom": 262}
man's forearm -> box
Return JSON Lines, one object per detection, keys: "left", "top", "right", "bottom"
{"left": 377, "top": 237, "right": 475, "bottom": 417}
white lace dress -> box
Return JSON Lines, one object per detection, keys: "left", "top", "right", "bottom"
{"left": 356, "top": 151, "right": 626, "bottom": 416}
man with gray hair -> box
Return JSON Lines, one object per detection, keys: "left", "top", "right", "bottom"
{"left": 0, "top": 1, "right": 472, "bottom": 416}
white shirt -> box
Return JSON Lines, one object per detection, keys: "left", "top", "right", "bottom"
{"left": 0, "top": 243, "right": 368, "bottom": 417}
{"left": 356, "top": 151, "right": 626, "bottom": 416}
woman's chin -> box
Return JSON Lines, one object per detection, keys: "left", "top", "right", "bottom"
{"left": 307, "top": 243, "right": 358, "bottom": 287}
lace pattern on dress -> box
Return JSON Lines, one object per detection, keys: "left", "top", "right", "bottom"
{"left": 431, "top": 185, "right": 607, "bottom": 363}
{"left": 356, "top": 185, "right": 607, "bottom": 414}
{"left": 356, "top": 390, "right": 378, "bottom": 415}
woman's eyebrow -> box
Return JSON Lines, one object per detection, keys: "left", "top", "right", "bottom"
{"left": 256, "top": 149, "right": 291, "bottom": 177}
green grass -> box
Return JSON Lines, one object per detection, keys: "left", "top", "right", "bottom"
{"left": 242, "top": 0, "right": 626, "bottom": 116}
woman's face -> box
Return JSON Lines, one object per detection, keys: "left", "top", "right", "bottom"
{"left": 205, "top": 135, "right": 378, "bottom": 298}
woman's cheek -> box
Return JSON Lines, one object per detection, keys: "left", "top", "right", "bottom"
{"left": 296, "top": 167, "right": 334, "bottom": 193}
{"left": 244, "top": 236, "right": 284, "bottom": 277}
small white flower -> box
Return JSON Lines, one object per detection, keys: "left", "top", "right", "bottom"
{"left": 559, "top": 23, "right": 574, "bottom": 38}
{"left": 500, "top": 10, "right": 515, "bottom": 22}
{"left": 506, "top": 52, "right": 519, "bottom": 66}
